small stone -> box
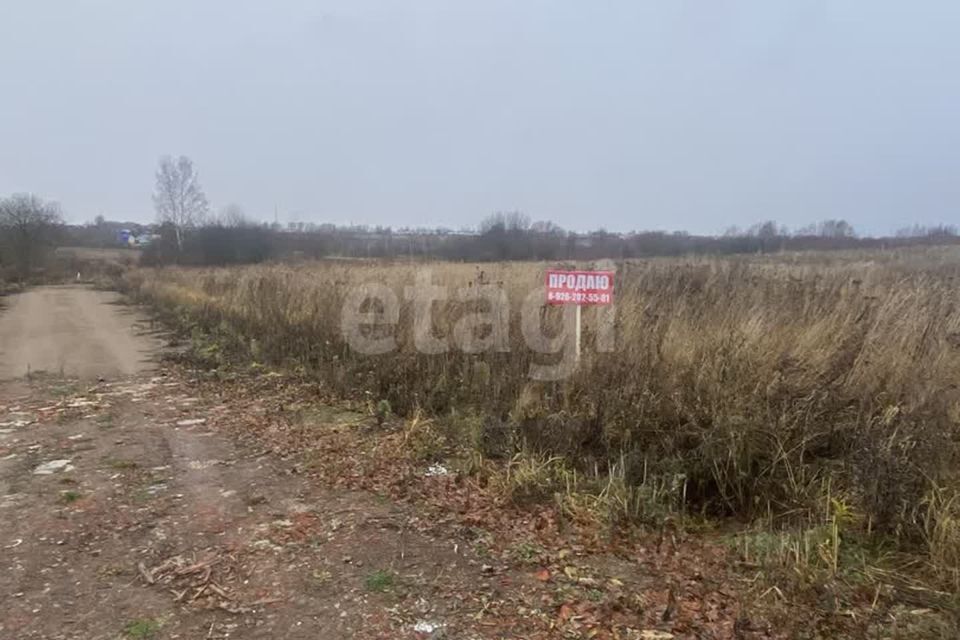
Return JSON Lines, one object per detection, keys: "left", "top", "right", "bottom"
{"left": 33, "top": 460, "right": 73, "bottom": 475}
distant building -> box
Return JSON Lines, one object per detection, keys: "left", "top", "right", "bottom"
{"left": 116, "top": 228, "right": 158, "bottom": 247}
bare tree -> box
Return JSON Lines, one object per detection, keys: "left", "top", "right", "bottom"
{"left": 0, "top": 194, "right": 64, "bottom": 280}
{"left": 152, "top": 155, "right": 209, "bottom": 250}
{"left": 217, "top": 203, "right": 251, "bottom": 228}
{"left": 748, "top": 220, "right": 781, "bottom": 239}
{"left": 478, "top": 211, "right": 531, "bottom": 234}
{"left": 530, "top": 220, "right": 566, "bottom": 235}
{"left": 816, "top": 219, "right": 855, "bottom": 238}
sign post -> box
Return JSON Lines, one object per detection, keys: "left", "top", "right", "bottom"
{"left": 575, "top": 304, "right": 581, "bottom": 361}
{"left": 545, "top": 269, "right": 615, "bottom": 362}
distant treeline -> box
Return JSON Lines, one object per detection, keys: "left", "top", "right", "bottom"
{"left": 61, "top": 214, "right": 960, "bottom": 266}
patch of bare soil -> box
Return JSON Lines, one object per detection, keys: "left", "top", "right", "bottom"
{"left": 1, "top": 368, "right": 950, "bottom": 639}
{"left": 0, "top": 286, "right": 162, "bottom": 381}
{"left": 0, "top": 372, "right": 481, "bottom": 639}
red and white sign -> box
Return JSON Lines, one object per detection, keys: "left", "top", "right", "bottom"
{"left": 546, "top": 269, "right": 615, "bottom": 305}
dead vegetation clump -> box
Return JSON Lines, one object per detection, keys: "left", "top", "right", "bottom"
{"left": 123, "top": 248, "right": 960, "bottom": 588}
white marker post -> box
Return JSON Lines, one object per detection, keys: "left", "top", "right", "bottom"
{"left": 545, "top": 268, "right": 615, "bottom": 363}
{"left": 574, "top": 303, "right": 582, "bottom": 362}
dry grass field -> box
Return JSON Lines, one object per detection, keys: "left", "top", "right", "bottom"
{"left": 123, "top": 247, "right": 960, "bottom": 601}
{"left": 54, "top": 246, "right": 141, "bottom": 281}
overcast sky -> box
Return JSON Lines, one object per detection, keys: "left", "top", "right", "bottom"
{"left": 1, "top": 1, "right": 958, "bottom": 234}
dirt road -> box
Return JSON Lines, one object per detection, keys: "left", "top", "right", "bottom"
{"left": 0, "top": 286, "right": 159, "bottom": 380}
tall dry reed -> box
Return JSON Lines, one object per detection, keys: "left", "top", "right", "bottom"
{"left": 123, "top": 248, "right": 960, "bottom": 566}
